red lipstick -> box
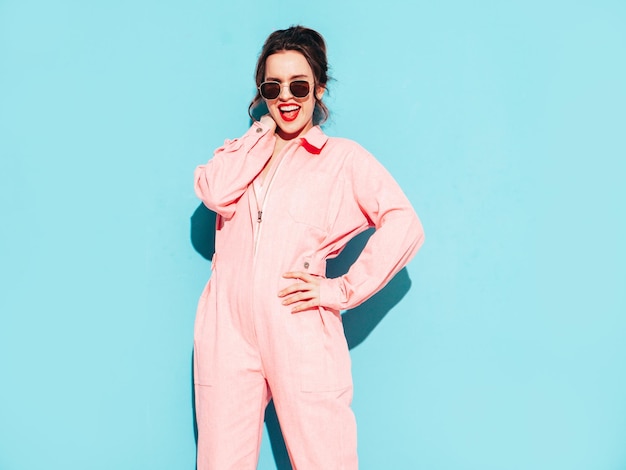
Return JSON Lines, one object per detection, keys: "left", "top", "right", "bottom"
{"left": 278, "top": 104, "right": 300, "bottom": 122}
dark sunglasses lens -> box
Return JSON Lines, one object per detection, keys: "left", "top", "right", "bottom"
{"left": 290, "top": 81, "right": 310, "bottom": 98}
{"left": 260, "top": 82, "right": 280, "bottom": 99}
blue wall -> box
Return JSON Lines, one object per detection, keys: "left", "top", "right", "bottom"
{"left": 1, "top": 1, "right": 624, "bottom": 469}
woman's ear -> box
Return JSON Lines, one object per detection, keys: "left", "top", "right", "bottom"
{"left": 315, "top": 84, "right": 326, "bottom": 100}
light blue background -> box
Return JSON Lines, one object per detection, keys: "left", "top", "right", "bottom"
{"left": 1, "top": 1, "right": 625, "bottom": 469}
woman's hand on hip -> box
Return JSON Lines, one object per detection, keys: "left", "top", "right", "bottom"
{"left": 278, "top": 272, "right": 321, "bottom": 313}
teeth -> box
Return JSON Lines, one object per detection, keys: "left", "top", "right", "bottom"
{"left": 280, "top": 105, "right": 299, "bottom": 112}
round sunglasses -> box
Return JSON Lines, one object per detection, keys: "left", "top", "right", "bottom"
{"left": 258, "top": 80, "right": 311, "bottom": 100}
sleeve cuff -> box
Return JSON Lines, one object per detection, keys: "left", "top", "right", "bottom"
{"left": 249, "top": 120, "right": 271, "bottom": 137}
{"left": 319, "top": 277, "right": 345, "bottom": 310}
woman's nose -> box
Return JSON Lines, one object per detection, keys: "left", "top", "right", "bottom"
{"left": 278, "top": 84, "right": 293, "bottom": 100}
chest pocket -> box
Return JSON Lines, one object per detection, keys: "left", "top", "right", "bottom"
{"left": 287, "top": 171, "right": 342, "bottom": 232}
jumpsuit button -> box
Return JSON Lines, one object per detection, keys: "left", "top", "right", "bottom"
{"left": 304, "top": 262, "right": 310, "bottom": 269}
{"left": 256, "top": 127, "right": 263, "bottom": 133}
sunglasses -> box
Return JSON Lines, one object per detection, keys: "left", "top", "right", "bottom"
{"left": 258, "top": 80, "right": 311, "bottom": 100}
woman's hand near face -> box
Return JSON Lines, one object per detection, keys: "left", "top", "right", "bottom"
{"left": 260, "top": 114, "right": 277, "bottom": 133}
{"left": 278, "top": 272, "right": 321, "bottom": 313}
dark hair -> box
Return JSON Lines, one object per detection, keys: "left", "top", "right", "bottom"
{"left": 248, "top": 25, "right": 330, "bottom": 125}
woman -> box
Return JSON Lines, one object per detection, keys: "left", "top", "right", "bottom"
{"left": 193, "top": 25, "right": 424, "bottom": 469}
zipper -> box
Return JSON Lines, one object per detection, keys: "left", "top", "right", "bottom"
{"left": 252, "top": 143, "right": 290, "bottom": 260}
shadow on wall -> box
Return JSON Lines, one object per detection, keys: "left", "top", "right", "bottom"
{"left": 190, "top": 203, "right": 412, "bottom": 469}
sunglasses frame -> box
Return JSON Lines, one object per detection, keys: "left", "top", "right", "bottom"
{"left": 258, "top": 80, "right": 312, "bottom": 100}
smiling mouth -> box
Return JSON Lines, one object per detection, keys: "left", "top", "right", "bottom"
{"left": 278, "top": 104, "right": 300, "bottom": 122}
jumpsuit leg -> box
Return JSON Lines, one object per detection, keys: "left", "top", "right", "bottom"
{"left": 194, "top": 284, "right": 271, "bottom": 470}
{"left": 271, "top": 384, "right": 358, "bottom": 469}
{"left": 261, "top": 307, "right": 359, "bottom": 469}
{"left": 195, "top": 376, "right": 270, "bottom": 469}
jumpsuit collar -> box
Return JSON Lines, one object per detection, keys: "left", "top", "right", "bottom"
{"left": 299, "top": 126, "right": 328, "bottom": 155}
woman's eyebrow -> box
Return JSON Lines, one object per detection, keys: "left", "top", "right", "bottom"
{"left": 264, "top": 74, "right": 309, "bottom": 82}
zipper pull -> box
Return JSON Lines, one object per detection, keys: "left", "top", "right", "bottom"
{"left": 257, "top": 210, "right": 262, "bottom": 223}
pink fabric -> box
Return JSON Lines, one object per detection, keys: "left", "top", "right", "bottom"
{"left": 193, "top": 121, "right": 424, "bottom": 469}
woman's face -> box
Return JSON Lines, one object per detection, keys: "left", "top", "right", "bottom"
{"left": 263, "top": 50, "right": 325, "bottom": 140}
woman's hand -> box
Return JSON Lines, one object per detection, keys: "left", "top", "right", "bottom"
{"left": 260, "top": 114, "right": 277, "bottom": 133}
{"left": 278, "top": 272, "right": 321, "bottom": 313}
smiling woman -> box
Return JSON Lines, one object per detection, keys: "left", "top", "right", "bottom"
{"left": 260, "top": 51, "right": 324, "bottom": 141}
{"left": 193, "top": 25, "right": 425, "bottom": 469}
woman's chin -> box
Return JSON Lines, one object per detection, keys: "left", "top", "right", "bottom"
{"left": 276, "top": 121, "right": 312, "bottom": 141}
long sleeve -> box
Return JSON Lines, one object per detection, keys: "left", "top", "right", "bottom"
{"left": 319, "top": 150, "right": 425, "bottom": 310}
{"left": 194, "top": 121, "right": 275, "bottom": 218}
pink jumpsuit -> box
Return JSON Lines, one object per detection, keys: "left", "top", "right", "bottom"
{"left": 193, "top": 121, "right": 424, "bottom": 469}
